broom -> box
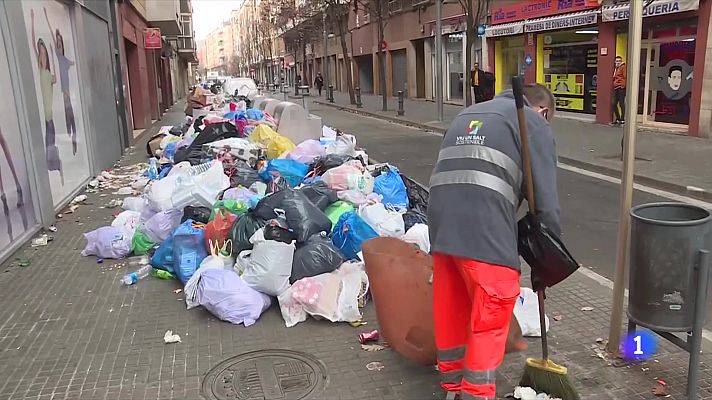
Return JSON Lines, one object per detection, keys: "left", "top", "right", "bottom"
{"left": 511, "top": 76, "right": 580, "bottom": 400}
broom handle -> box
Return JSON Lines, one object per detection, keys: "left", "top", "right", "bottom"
{"left": 512, "top": 77, "right": 548, "bottom": 360}
{"left": 538, "top": 289, "right": 548, "bottom": 360}
{"left": 511, "top": 77, "right": 536, "bottom": 214}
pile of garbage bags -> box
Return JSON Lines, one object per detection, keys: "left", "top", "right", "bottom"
{"left": 81, "top": 103, "right": 432, "bottom": 328}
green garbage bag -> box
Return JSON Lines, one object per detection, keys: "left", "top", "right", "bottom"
{"left": 210, "top": 199, "right": 248, "bottom": 220}
{"left": 132, "top": 228, "right": 156, "bottom": 255}
{"left": 325, "top": 201, "right": 354, "bottom": 226}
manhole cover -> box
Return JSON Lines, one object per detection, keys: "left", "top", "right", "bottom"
{"left": 201, "top": 349, "right": 328, "bottom": 400}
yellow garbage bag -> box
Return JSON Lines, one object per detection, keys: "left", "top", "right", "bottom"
{"left": 267, "top": 135, "right": 296, "bottom": 159}
{"left": 249, "top": 124, "right": 279, "bottom": 147}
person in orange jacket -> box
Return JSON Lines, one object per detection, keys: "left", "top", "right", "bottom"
{"left": 428, "top": 83, "right": 561, "bottom": 400}
{"left": 612, "top": 55, "right": 627, "bottom": 126}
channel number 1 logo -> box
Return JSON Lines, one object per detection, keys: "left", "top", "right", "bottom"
{"left": 622, "top": 330, "right": 657, "bottom": 362}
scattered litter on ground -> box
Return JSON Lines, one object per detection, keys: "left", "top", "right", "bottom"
{"left": 88, "top": 179, "right": 99, "bottom": 188}
{"left": 595, "top": 337, "right": 605, "bottom": 343}
{"left": 71, "top": 194, "right": 88, "bottom": 204}
{"left": 31, "top": 234, "right": 49, "bottom": 247}
{"left": 552, "top": 315, "right": 563, "bottom": 321}
{"left": 173, "top": 288, "right": 182, "bottom": 294}
{"left": 48, "top": 225, "right": 57, "bottom": 233}
{"left": 106, "top": 199, "right": 122, "bottom": 208}
{"left": 115, "top": 187, "right": 133, "bottom": 195}
{"left": 12, "top": 258, "right": 30, "bottom": 268}
{"left": 366, "top": 361, "right": 384, "bottom": 371}
{"left": 358, "top": 329, "right": 379, "bottom": 344}
{"left": 512, "top": 386, "right": 562, "bottom": 400}
{"left": 57, "top": 213, "right": 63, "bottom": 218}
{"left": 580, "top": 306, "right": 594, "bottom": 311}
{"left": 361, "top": 344, "right": 387, "bottom": 352}
{"left": 653, "top": 380, "right": 668, "bottom": 396}
{"left": 349, "top": 320, "right": 367, "bottom": 327}
{"left": 163, "top": 330, "right": 182, "bottom": 344}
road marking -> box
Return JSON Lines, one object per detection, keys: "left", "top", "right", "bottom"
{"left": 558, "top": 163, "right": 712, "bottom": 209}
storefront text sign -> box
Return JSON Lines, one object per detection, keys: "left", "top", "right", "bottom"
{"left": 144, "top": 28, "right": 161, "bottom": 49}
{"left": 602, "top": 0, "right": 699, "bottom": 22}
{"left": 525, "top": 11, "right": 598, "bottom": 33}
{"left": 485, "top": 22, "right": 524, "bottom": 37}
{"left": 491, "top": 0, "right": 599, "bottom": 25}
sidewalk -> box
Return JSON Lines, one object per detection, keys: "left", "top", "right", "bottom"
{"left": 313, "top": 91, "right": 712, "bottom": 200}
{"left": 0, "top": 100, "right": 711, "bottom": 400}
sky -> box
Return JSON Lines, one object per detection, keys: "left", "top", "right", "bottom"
{"left": 192, "top": 0, "right": 243, "bottom": 40}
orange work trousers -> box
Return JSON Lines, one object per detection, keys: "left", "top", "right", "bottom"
{"left": 432, "top": 252, "right": 520, "bottom": 400}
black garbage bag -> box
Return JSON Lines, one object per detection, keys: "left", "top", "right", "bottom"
{"left": 182, "top": 206, "right": 212, "bottom": 224}
{"left": 225, "top": 160, "right": 262, "bottom": 188}
{"left": 517, "top": 213, "right": 579, "bottom": 291}
{"left": 403, "top": 208, "right": 428, "bottom": 231}
{"left": 263, "top": 209, "right": 297, "bottom": 244}
{"left": 311, "top": 154, "right": 354, "bottom": 174}
{"left": 297, "top": 181, "right": 337, "bottom": 210}
{"left": 192, "top": 115, "right": 206, "bottom": 133}
{"left": 253, "top": 190, "right": 290, "bottom": 220}
{"left": 291, "top": 232, "right": 345, "bottom": 283}
{"left": 401, "top": 173, "right": 429, "bottom": 217}
{"left": 253, "top": 188, "right": 331, "bottom": 243}
{"left": 229, "top": 211, "right": 267, "bottom": 256}
{"left": 174, "top": 122, "right": 241, "bottom": 165}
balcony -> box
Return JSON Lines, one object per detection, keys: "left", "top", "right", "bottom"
{"left": 388, "top": 0, "right": 402, "bottom": 14}
{"left": 180, "top": 0, "right": 192, "bottom": 14}
{"left": 178, "top": 36, "right": 197, "bottom": 62}
{"left": 146, "top": 0, "right": 181, "bottom": 36}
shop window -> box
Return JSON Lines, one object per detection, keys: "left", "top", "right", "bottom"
{"left": 541, "top": 31, "right": 597, "bottom": 114}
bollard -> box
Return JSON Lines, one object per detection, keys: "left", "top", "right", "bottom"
{"left": 328, "top": 85, "right": 334, "bottom": 103}
{"left": 355, "top": 87, "right": 363, "bottom": 108}
{"left": 397, "top": 90, "right": 405, "bottom": 116}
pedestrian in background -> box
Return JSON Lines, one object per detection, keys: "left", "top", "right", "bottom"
{"left": 315, "top": 73, "right": 324, "bottom": 96}
{"left": 471, "top": 62, "right": 485, "bottom": 103}
{"left": 427, "top": 83, "right": 561, "bottom": 400}
{"left": 612, "top": 55, "right": 627, "bottom": 126}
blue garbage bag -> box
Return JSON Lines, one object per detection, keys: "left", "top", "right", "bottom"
{"left": 259, "top": 159, "right": 309, "bottom": 188}
{"left": 246, "top": 108, "right": 264, "bottom": 121}
{"left": 373, "top": 165, "right": 409, "bottom": 209}
{"left": 331, "top": 211, "right": 379, "bottom": 260}
{"left": 172, "top": 219, "right": 208, "bottom": 284}
{"left": 164, "top": 142, "right": 178, "bottom": 160}
{"left": 151, "top": 234, "right": 175, "bottom": 272}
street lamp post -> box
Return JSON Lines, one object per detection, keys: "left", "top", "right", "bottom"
{"left": 323, "top": 10, "right": 329, "bottom": 95}
{"left": 435, "top": 0, "right": 443, "bottom": 122}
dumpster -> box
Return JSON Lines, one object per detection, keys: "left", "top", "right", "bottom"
{"left": 629, "top": 202, "right": 712, "bottom": 332}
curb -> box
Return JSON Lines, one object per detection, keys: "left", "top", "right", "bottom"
{"left": 314, "top": 99, "right": 712, "bottom": 203}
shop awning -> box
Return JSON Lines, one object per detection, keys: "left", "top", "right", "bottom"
{"left": 485, "top": 21, "right": 524, "bottom": 38}
{"left": 601, "top": 0, "right": 699, "bottom": 22}
{"left": 524, "top": 10, "right": 598, "bottom": 33}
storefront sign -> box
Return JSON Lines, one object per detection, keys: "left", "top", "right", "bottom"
{"left": 491, "top": 0, "right": 599, "bottom": 25}
{"left": 485, "top": 22, "right": 524, "bottom": 37}
{"left": 525, "top": 11, "right": 598, "bottom": 32}
{"left": 602, "top": 0, "right": 699, "bottom": 22}
{"left": 144, "top": 28, "right": 161, "bottom": 49}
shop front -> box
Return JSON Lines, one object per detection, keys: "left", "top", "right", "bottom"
{"left": 601, "top": 0, "right": 702, "bottom": 132}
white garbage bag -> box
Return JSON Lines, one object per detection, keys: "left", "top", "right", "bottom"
{"left": 402, "top": 223, "right": 430, "bottom": 253}
{"left": 111, "top": 210, "right": 141, "bottom": 236}
{"left": 513, "top": 287, "right": 550, "bottom": 337}
{"left": 146, "top": 175, "right": 180, "bottom": 211}
{"left": 185, "top": 242, "right": 235, "bottom": 310}
{"left": 235, "top": 229, "right": 294, "bottom": 296}
{"left": 122, "top": 196, "right": 148, "bottom": 213}
{"left": 358, "top": 203, "right": 405, "bottom": 237}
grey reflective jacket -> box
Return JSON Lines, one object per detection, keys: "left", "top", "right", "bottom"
{"left": 427, "top": 90, "right": 560, "bottom": 271}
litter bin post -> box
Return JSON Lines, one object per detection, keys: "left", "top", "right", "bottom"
{"left": 328, "top": 85, "right": 334, "bottom": 103}
{"left": 688, "top": 249, "right": 710, "bottom": 400}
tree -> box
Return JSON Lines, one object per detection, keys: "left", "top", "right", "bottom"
{"left": 227, "top": 56, "right": 241, "bottom": 76}
{"left": 459, "top": 0, "right": 490, "bottom": 106}
{"left": 326, "top": 1, "right": 356, "bottom": 104}
{"left": 357, "top": 0, "right": 389, "bottom": 111}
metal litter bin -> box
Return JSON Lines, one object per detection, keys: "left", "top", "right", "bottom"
{"left": 628, "top": 202, "right": 712, "bottom": 332}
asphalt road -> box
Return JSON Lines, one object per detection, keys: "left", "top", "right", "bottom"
{"left": 309, "top": 102, "right": 668, "bottom": 282}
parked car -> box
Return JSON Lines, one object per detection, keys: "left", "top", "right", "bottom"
{"left": 223, "top": 77, "right": 259, "bottom": 103}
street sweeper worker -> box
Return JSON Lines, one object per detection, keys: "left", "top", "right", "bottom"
{"left": 427, "top": 83, "right": 561, "bottom": 400}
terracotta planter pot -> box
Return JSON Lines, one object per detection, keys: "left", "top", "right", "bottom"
{"left": 362, "top": 237, "right": 526, "bottom": 366}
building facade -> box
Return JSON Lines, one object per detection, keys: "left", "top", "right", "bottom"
{"left": 117, "top": 0, "right": 196, "bottom": 134}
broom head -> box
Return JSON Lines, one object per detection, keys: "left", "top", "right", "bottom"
{"left": 520, "top": 358, "right": 580, "bottom": 400}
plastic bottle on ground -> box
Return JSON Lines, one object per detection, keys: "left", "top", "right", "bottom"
{"left": 148, "top": 158, "right": 159, "bottom": 180}
{"left": 121, "top": 264, "right": 152, "bottom": 286}
{"left": 151, "top": 269, "right": 176, "bottom": 280}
